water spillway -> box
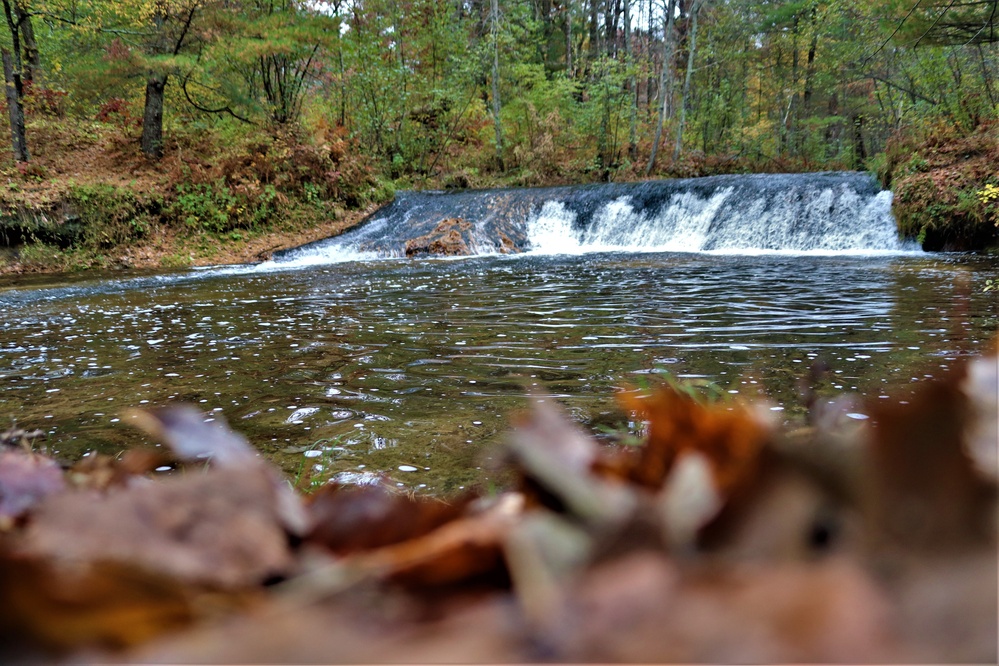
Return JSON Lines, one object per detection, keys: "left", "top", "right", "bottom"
{"left": 275, "top": 172, "right": 908, "bottom": 265}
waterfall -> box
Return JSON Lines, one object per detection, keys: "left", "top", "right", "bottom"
{"left": 274, "top": 172, "right": 914, "bottom": 265}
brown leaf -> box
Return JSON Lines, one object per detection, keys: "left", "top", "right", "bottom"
{"left": 863, "top": 362, "right": 996, "bottom": 553}
{"left": 345, "top": 493, "right": 522, "bottom": 588}
{"left": 130, "top": 405, "right": 309, "bottom": 536}
{"left": 16, "top": 467, "right": 294, "bottom": 589}
{"left": 697, "top": 446, "right": 859, "bottom": 562}
{"left": 0, "top": 554, "right": 198, "bottom": 657}
{"left": 505, "top": 399, "right": 634, "bottom": 525}
{"left": 305, "top": 484, "right": 477, "bottom": 555}
{"left": 0, "top": 448, "right": 65, "bottom": 528}
{"left": 129, "top": 406, "right": 258, "bottom": 468}
{"left": 617, "top": 387, "right": 772, "bottom": 496}
{"left": 560, "top": 552, "right": 897, "bottom": 663}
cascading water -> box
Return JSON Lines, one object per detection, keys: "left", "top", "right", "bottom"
{"left": 274, "top": 172, "right": 913, "bottom": 265}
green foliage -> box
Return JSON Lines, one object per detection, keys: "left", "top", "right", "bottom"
{"left": 0, "top": 0, "right": 994, "bottom": 257}
{"left": 69, "top": 184, "right": 152, "bottom": 249}
{"left": 171, "top": 180, "right": 275, "bottom": 234}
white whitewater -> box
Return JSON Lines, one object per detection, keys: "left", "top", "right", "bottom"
{"left": 273, "top": 172, "right": 918, "bottom": 265}
{"left": 526, "top": 187, "right": 906, "bottom": 255}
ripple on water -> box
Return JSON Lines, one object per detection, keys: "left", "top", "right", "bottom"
{"left": 0, "top": 252, "right": 996, "bottom": 493}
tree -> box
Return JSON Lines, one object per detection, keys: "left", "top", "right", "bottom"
{"left": 1, "top": 0, "right": 30, "bottom": 161}
{"left": 646, "top": 0, "right": 677, "bottom": 174}
{"left": 137, "top": 1, "right": 204, "bottom": 158}
{"left": 673, "top": 0, "right": 702, "bottom": 161}
{"left": 491, "top": 0, "right": 504, "bottom": 169}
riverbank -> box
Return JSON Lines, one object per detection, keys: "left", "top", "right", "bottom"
{"left": 0, "top": 119, "right": 390, "bottom": 274}
{"left": 1, "top": 118, "right": 997, "bottom": 275}
{"left": 875, "top": 121, "right": 999, "bottom": 252}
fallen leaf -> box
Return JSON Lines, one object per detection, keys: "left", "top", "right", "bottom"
{"left": 505, "top": 399, "right": 634, "bottom": 525}
{"left": 617, "top": 387, "right": 771, "bottom": 496}
{"left": 863, "top": 363, "right": 996, "bottom": 553}
{"left": 130, "top": 405, "right": 309, "bottom": 535}
{"left": 305, "top": 483, "right": 476, "bottom": 555}
{"left": 559, "top": 552, "right": 897, "bottom": 663}
{"left": 344, "top": 493, "right": 522, "bottom": 588}
{"left": 16, "top": 466, "right": 294, "bottom": 589}
{"left": 0, "top": 554, "right": 198, "bottom": 657}
{"left": 0, "top": 448, "right": 65, "bottom": 529}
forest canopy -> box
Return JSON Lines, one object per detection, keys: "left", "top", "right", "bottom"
{"left": 0, "top": 0, "right": 994, "bottom": 177}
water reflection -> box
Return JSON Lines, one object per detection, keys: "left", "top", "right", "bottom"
{"left": 0, "top": 252, "right": 996, "bottom": 494}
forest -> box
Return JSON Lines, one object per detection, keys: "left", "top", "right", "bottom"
{"left": 0, "top": 0, "right": 996, "bottom": 270}
{"left": 0, "top": 2, "right": 997, "bottom": 662}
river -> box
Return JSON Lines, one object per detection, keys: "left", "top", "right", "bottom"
{"left": 2, "top": 173, "right": 998, "bottom": 492}
{"left": 1, "top": 250, "right": 995, "bottom": 494}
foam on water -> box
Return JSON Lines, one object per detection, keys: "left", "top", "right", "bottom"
{"left": 263, "top": 172, "right": 920, "bottom": 267}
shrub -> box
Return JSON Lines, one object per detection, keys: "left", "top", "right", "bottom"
{"left": 69, "top": 184, "right": 152, "bottom": 249}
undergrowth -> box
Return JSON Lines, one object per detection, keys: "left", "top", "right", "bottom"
{"left": 876, "top": 120, "right": 999, "bottom": 251}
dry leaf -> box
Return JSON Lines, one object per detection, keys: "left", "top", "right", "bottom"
{"left": 0, "top": 554, "right": 198, "bottom": 657}
{"left": 864, "top": 363, "right": 996, "bottom": 553}
{"left": 130, "top": 405, "right": 309, "bottom": 535}
{"left": 505, "top": 399, "right": 634, "bottom": 525}
{"left": 343, "top": 493, "right": 523, "bottom": 588}
{"left": 305, "top": 484, "right": 476, "bottom": 555}
{"left": 16, "top": 466, "right": 294, "bottom": 588}
{"left": 0, "top": 448, "right": 65, "bottom": 528}
{"left": 618, "top": 387, "right": 771, "bottom": 496}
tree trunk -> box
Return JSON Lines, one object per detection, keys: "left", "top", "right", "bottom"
{"left": 646, "top": 0, "right": 677, "bottom": 175}
{"left": 141, "top": 73, "right": 167, "bottom": 159}
{"left": 647, "top": 0, "right": 655, "bottom": 117}
{"left": 625, "top": 0, "right": 636, "bottom": 158}
{"left": 490, "top": 0, "right": 504, "bottom": 170}
{"left": 674, "top": 0, "right": 701, "bottom": 161}
{"left": 2, "top": 48, "right": 27, "bottom": 162}
{"left": 852, "top": 114, "right": 866, "bottom": 168}
{"left": 589, "top": 0, "right": 599, "bottom": 61}
{"left": 15, "top": 5, "right": 39, "bottom": 83}
{"left": 565, "top": 2, "right": 573, "bottom": 76}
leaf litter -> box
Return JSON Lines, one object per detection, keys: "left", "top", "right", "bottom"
{"left": 0, "top": 343, "right": 995, "bottom": 663}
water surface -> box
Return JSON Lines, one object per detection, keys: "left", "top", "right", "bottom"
{"left": 1, "top": 252, "right": 996, "bottom": 493}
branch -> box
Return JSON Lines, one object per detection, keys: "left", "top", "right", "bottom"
{"left": 862, "top": 0, "right": 925, "bottom": 65}
{"left": 172, "top": 3, "right": 199, "bottom": 56}
{"left": 867, "top": 74, "right": 941, "bottom": 104}
{"left": 180, "top": 70, "right": 254, "bottom": 124}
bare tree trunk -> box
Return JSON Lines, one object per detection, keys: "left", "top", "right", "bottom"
{"left": 625, "top": 0, "right": 636, "bottom": 158}
{"left": 646, "top": 0, "right": 676, "bottom": 175}
{"left": 141, "top": 73, "right": 167, "bottom": 158}
{"left": 490, "top": 0, "right": 504, "bottom": 170}
{"left": 589, "top": 0, "right": 599, "bottom": 61}
{"left": 15, "top": 4, "right": 38, "bottom": 83}
{"left": 647, "top": 0, "right": 655, "bottom": 117}
{"left": 1, "top": 0, "right": 27, "bottom": 161}
{"left": 2, "top": 47, "right": 27, "bottom": 161}
{"left": 565, "top": 1, "right": 573, "bottom": 76}
{"left": 673, "top": 0, "right": 701, "bottom": 161}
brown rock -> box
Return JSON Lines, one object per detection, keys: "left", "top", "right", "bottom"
{"left": 405, "top": 218, "right": 474, "bottom": 257}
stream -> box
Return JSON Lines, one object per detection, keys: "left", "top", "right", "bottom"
{"left": 1, "top": 250, "right": 996, "bottom": 493}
